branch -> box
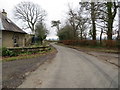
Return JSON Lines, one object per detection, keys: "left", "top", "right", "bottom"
{"left": 112, "top": 2, "right": 119, "bottom": 19}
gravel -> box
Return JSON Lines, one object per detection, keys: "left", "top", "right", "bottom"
{"left": 2, "top": 51, "right": 57, "bottom": 89}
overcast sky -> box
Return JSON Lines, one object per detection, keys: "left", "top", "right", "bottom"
{"left": 0, "top": 0, "right": 80, "bottom": 39}
{"left": 0, "top": 0, "right": 119, "bottom": 39}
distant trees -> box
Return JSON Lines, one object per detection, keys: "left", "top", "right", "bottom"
{"left": 14, "top": 1, "right": 47, "bottom": 34}
{"left": 57, "top": 24, "right": 74, "bottom": 40}
{"left": 57, "top": 3, "right": 89, "bottom": 40}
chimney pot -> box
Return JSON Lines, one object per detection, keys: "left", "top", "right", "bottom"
{"left": 2, "top": 9, "right": 7, "bottom": 17}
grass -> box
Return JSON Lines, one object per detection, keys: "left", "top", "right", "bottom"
{"left": 2, "top": 46, "right": 57, "bottom": 62}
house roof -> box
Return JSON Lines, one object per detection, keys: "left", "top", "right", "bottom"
{"left": 0, "top": 12, "right": 27, "bottom": 34}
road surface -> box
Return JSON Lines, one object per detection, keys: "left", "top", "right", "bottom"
{"left": 19, "top": 44, "right": 118, "bottom": 88}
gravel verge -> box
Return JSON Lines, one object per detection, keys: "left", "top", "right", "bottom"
{"left": 2, "top": 48, "right": 57, "bottom": 89}
{"left": 57, "top": 44, "right": 119, "bottom": 67}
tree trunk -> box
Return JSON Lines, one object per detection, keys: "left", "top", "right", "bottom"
{"left": 91, "top": 2, "right": 96, "bottom": 40}
{"left": 57, "top": 25, "right": 60, "bottom": 31}
{"left": 107, "top": 2, "right": 113, "bottom": 40}
{"left": 73, "top": 24, "right": 77, "bottom": 40}
{"left": 40, "top": 38, "right": 43, "bottom": 45}
{"left": 100, "top": 28, "right": 103, "bottom": 45}
{"left": 119, "top": 2, "right": 120, "bottom": 40}
{"left": 80, "top": 29, "right": 83, "bottom": 40}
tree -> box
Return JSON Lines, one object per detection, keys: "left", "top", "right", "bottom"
{"left": 78, "top": 18, "right": 88, "bottom": 40}
{"left": 77, "top": 3, "right": 89, "bottom": 40}
{"left": 106, "top": 2, "right": 119, "bottom": 40}
{"left": 51, "top": 20, "right": 61, "bottom": 31}
{"left": 90, "top": 2, "right": 97, "bottom": 40}
{"left": 67, "top": 8, "right": 80, "bottom": 39}
{"left": 35, "top": 22, "right": 48, "bottom": 44}
{"left": 14, "top": 1, "right": 46, "bottom": 34}
{"left": 79, "top": 2, "right": 98, "bottom": 40}
{"left": 57, "top": 24, "right": 74, "bottom": 40}
{"left": 96, "top": 1, "right": 119, "bottom": 40}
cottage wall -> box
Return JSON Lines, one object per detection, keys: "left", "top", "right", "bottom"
{"left": 2, "top": 31, "right": 26, "bottom": 47}
{"left": 17, "top": 33, "right": 25, "bottom": 47}
{"left": 2, "top": 31, "right": 13, "bottom": 47}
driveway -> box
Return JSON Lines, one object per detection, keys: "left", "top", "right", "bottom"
{"left": 19, "top": 44, "right": 118, "bottom": 88}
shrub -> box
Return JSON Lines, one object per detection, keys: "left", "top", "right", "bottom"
{"left": 79, "top": 40, "right": 88, "bottom": 46}
{"left": 2, "top": 47, "right": 7, "bottom": 56}
{"left": 62, "top": 40, "right": 71, "bottom": 45}
{"left": 102, "top": 40, "right": 116, "bottom": 48}
{"left": 116, "top": 40, "right": 120, "bottom": 49}
{"left": 2, "top": 47, "right": 18, "bottom": 57}
{"left": 87, "top": 40, "right": 97, "bottom": 46}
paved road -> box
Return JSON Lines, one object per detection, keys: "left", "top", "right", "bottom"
{"left": 19, "top": 44, "right": 118, "bottom": 88}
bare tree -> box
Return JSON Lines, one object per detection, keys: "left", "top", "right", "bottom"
{"left": 96, "top": 1, "right": 119, "bottom": 40}
{"left": 106, "top": 1, "right": 119, "bottom": 40}
{"left": 68, "top": 8, "right": 79, "bottom": 39}
{"left": 90, "top": 2, "right": 97, "bottom": 40}
{"left": 14, "top": 1, "right": 47, "bottom": 34}
{"left": 77, "top": 2, "right": 90, "bottom": 40}
{"left": 79, "top": 2, "right": 99, "bottom": 40}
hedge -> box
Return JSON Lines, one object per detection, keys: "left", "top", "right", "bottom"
{"left": 59, "top": 40, "right": 117, "bottom": 48}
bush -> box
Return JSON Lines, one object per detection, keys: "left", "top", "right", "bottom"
{"left": 79, "top": 40, "right": 88, "bottom": 46}
{"left": 2, "top": 47, "right": 18, "bottom": 57}
{"left": 87, "top": 40, "right": 98, "bottom": 46}
{"left": 2, "top": 47, "right": 7, "bottom": 56}
{"left": 102, "top": 40, "right": 116, "bottom": 48}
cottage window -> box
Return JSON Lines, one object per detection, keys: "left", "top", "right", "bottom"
{"left": 14, "top": 38, "right": 16, "bottom": 43}
{"left": 13, "top": 34, "right": 19, "bottom": 47}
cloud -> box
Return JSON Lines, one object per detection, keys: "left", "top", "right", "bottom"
{"left": 0, "top": 0, "right": 80, "bottom": 39}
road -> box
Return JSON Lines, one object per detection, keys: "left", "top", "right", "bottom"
{"left": 18, "top": 44, "right": 118, "bottom": 88}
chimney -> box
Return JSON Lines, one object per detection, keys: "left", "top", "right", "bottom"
{"left": 2, "top": 9, "right": 7, "bottom": 17}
